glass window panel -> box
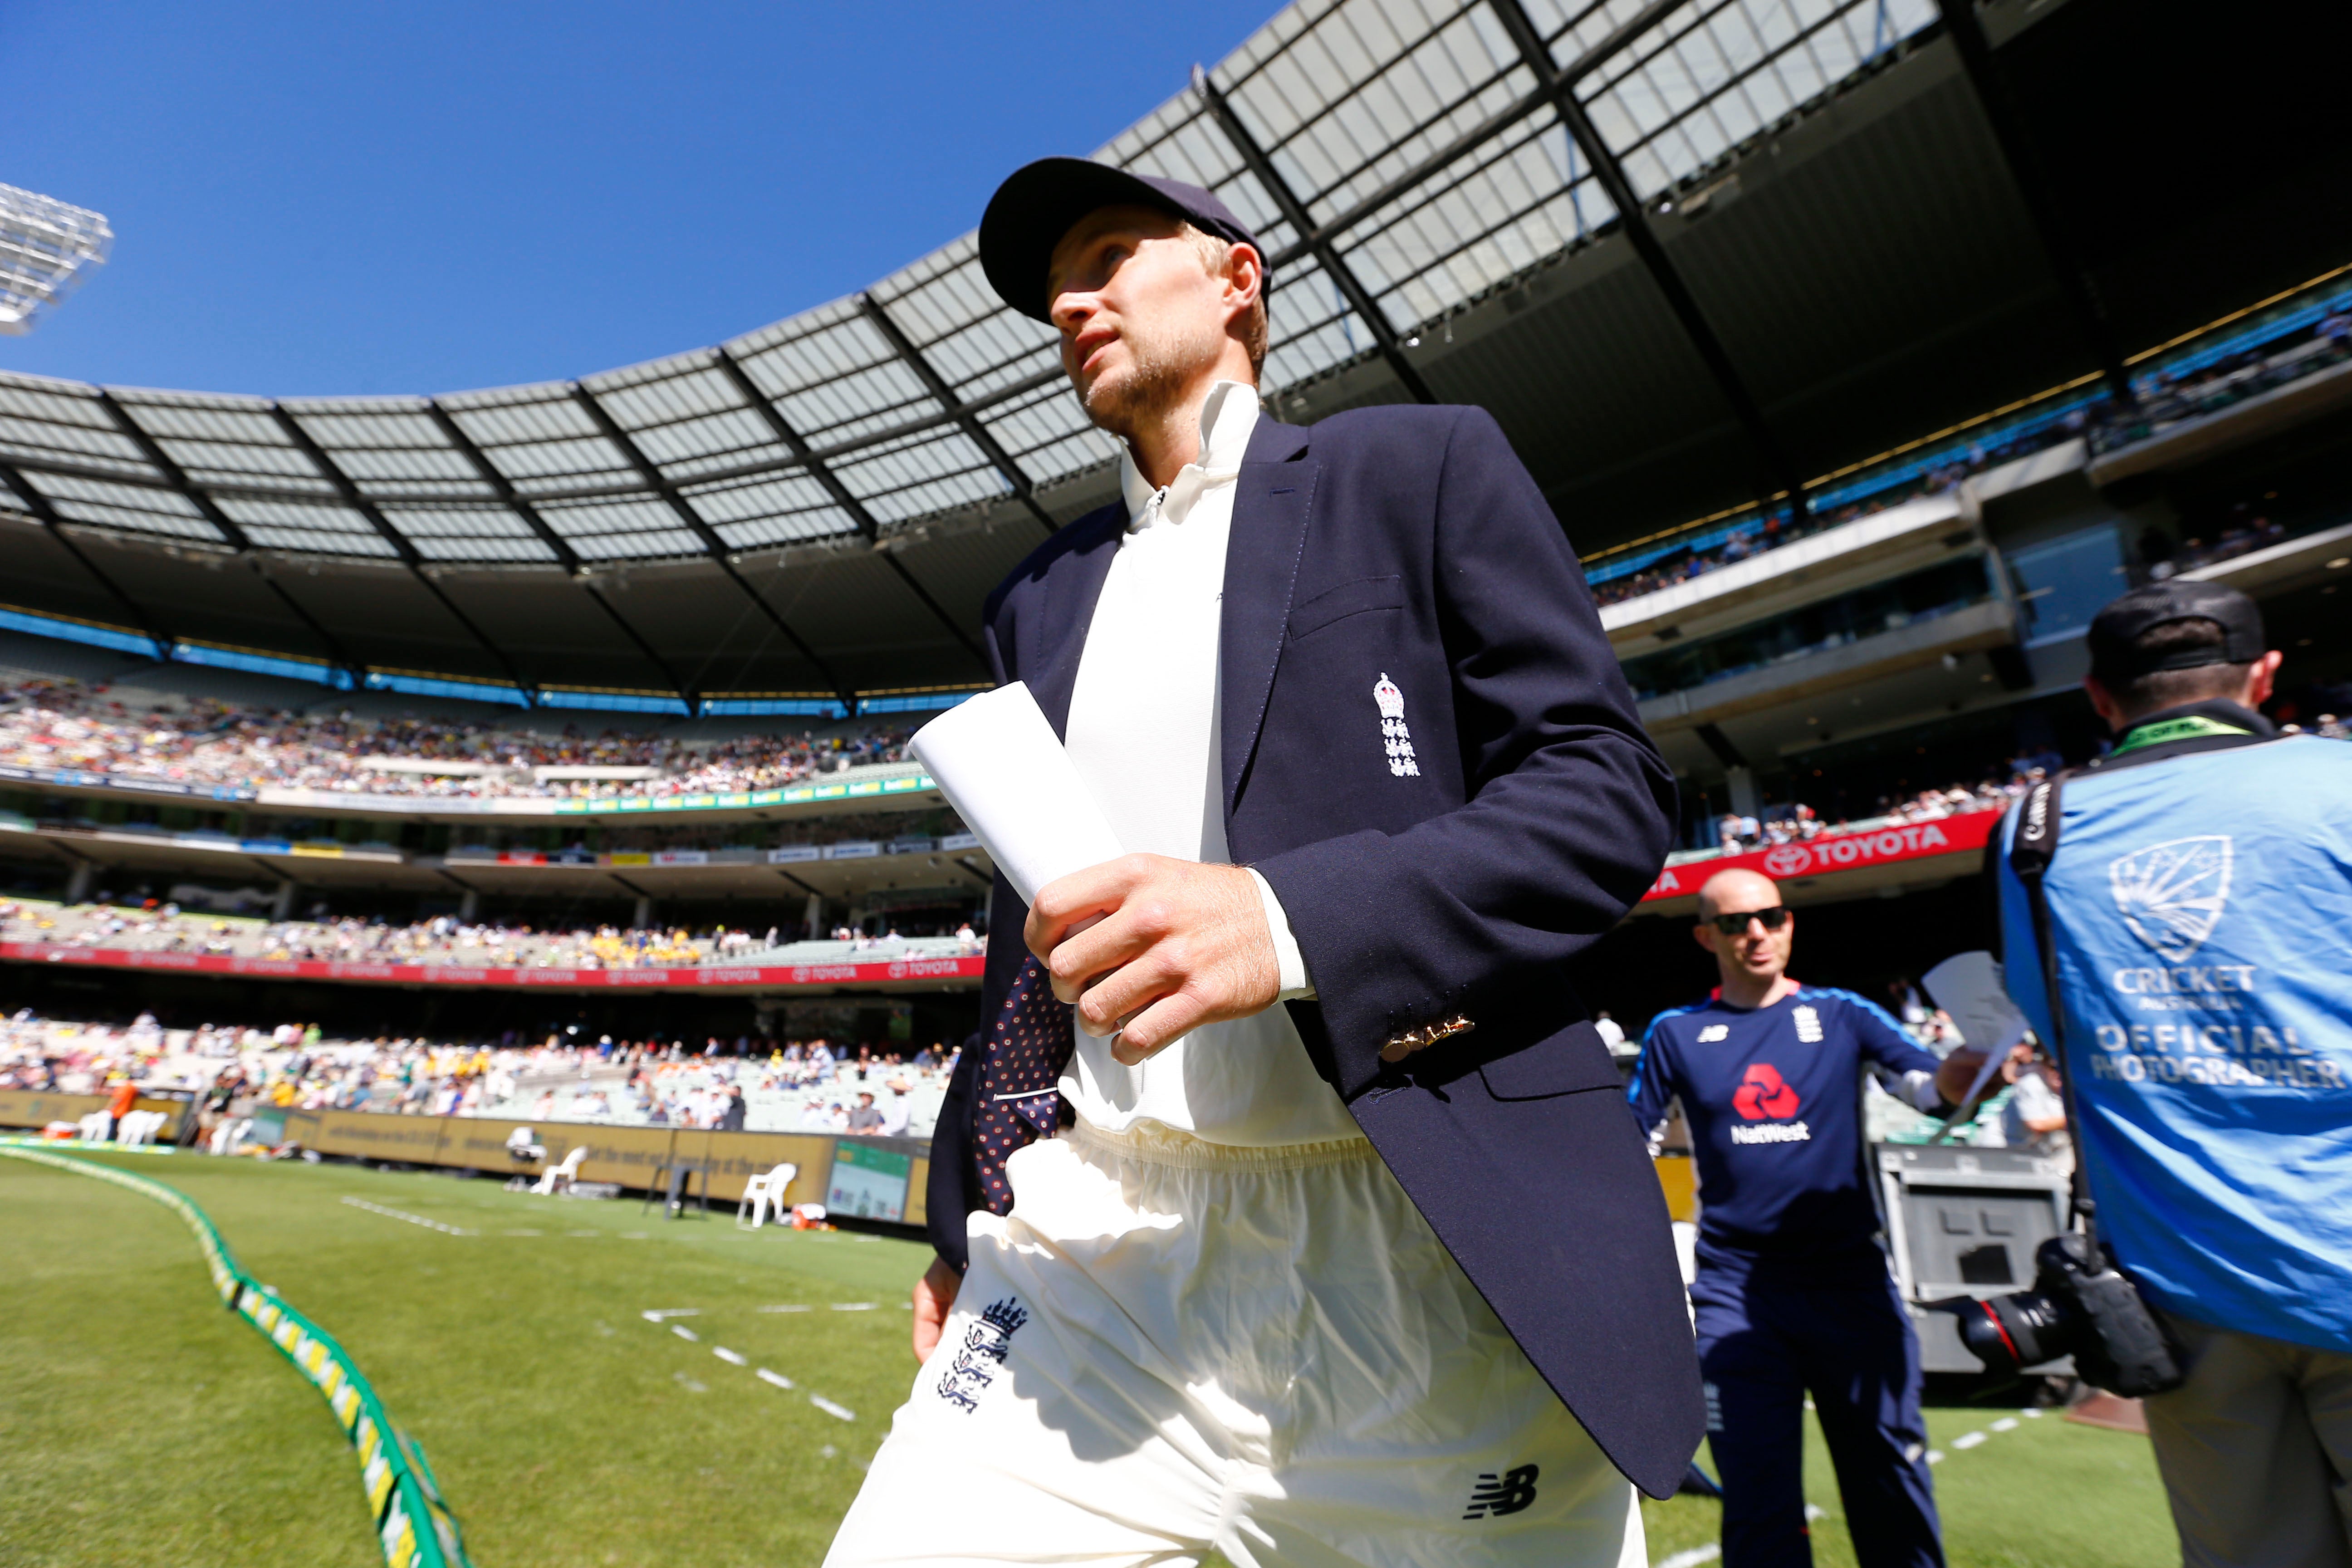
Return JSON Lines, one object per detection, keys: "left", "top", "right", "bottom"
{"left": 238, "top": 525, "right": 401, "bottom": 557}
{"left": 831, "top": 429, "right": 1005, "bottom": 524}
{"left": 1580, "top": 0, "right": 1936, "bottom": 199}
{"left": 213, "top": 495, "right": 378, "bottom": 537}
{"left": 0, "top": 412, "right": 152, "bottom": 475}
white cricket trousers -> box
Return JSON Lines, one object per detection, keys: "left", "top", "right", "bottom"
{"left": 824, "top": 1117, "right": 1644, "bottom": 1568}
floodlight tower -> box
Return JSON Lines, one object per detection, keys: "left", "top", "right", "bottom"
{"left": 0, "top": 184, "right": 113, "bottom": 335}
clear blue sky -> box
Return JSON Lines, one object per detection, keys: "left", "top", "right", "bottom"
{"left": 0, "top": 1, "right": 1276, "bottom": 397}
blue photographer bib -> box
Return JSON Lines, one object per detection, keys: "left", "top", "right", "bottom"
{"left": 1998, "top": 734, "right": 2352, "bottom": 1352}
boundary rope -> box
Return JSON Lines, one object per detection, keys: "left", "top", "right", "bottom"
{"left": 0, "top": 1144, "right": 477, "bottom": 1568}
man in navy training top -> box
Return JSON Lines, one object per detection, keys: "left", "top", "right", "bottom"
{"left": 1628, "top": 867, "right": 1986, "bottom": 1568}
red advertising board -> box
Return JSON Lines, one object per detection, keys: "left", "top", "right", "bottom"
{"left": 0, "top": 944, "right": 984, "bottom": 992}
{"left": 1639, "top": 808, "right": 2001, "bottom": 902}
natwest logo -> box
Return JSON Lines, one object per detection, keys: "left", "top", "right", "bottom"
{"left": 1731, "top": 1062, "right": 1800, "bottom": 1119}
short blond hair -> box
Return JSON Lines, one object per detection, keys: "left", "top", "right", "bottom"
{"left": 1185, "top": 225, "right": 1269, "bottom": 377}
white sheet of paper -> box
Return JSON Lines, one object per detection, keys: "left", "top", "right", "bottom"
{"left": 1922, "top": 950, "right": 2031, "bottom": 1105}
{"left": 909, "top": 683, "right": 1126, "bottom": 907}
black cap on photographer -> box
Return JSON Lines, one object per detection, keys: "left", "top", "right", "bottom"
{"left": 2087, "top": 581, "right": 2266, "bottom": 686}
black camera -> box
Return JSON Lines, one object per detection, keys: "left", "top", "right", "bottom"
{"left": 1936, "top": 1232, "right": 2185, "bottom": 1397}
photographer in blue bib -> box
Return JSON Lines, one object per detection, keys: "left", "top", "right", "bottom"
{"left": 1628, "top": 870, "right": 1991, "bottom": 1567}
{"left": 1965, "top": 580, "right": 2352, "bottom": 1568}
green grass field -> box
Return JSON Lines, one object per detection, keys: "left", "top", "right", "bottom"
{"left": 2, "top": 1152, "right": 2178, "bottom": 1567}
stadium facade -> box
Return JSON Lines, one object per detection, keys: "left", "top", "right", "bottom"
{"left": 0, "top": 0, "right": 2346, "bottom": 1042}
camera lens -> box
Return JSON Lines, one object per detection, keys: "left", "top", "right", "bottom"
{"left": 1953, "top": 1290, "right": 2075, "bottom": 1373}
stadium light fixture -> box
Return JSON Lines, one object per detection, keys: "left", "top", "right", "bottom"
{"left": 0, "top": 184, "right": 112, "bottom": 335}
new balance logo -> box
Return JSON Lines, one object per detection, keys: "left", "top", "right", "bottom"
{"left": 1463, "top": 1464, "right": 1540, "bottom": 1519}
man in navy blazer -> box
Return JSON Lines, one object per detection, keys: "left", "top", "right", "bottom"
{"left": 825, "top": 158, "right": 1700, "bottom": 1568}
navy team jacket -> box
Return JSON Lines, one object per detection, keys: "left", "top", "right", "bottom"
{"left": 926, "top": 404, "right": 1702, "bottom": 1498}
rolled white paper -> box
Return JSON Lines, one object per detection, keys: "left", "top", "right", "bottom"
{"left": 909, "top": 683, "right": 1126, "bottom": 907}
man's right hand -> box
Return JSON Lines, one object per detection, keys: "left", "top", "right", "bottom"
{"left": 912, "top": 1254, "right": 960, "bottom": 1362}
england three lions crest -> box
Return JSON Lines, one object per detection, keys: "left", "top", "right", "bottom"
{"left": 2109, "top": 835, "right": 2232, "bottom": 962}
{"left": 934, "top": 1296, "right": 1028, "bottom": 1414}
{"left": 1374, "top": 673, "right": 1420, "bottom": 778}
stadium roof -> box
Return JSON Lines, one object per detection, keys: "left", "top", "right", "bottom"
{"left": 0, "top": 0, "right": 2343, "bottom": 709}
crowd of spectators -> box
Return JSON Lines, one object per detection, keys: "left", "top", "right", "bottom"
{"left": 1705, "top": 777, "right": 2019, "bottom": 855}
{"left": 1695, "top": 715, "right": 2346, "bottom": 859}
{"left": 0, "top": 1009, "right": 956, "bottom": 1140}
{"left": 0, "top": 901, "right": 985, "bottom": 970}
{"left": 1588, "top": 299, "right": 2352, "bottom": 612}
{"left": 1587, "top": 407, "right": 2094, "bottom": 609}
{"left": 2091, "top": 303, "right": 2352, "bottom": 456}
{"left": 0, "top": 678, "right": 918, "bottom": 800}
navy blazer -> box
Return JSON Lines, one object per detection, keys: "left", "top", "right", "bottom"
{"left": 927, "top": 402, "right": 1703, "bottom": 1498}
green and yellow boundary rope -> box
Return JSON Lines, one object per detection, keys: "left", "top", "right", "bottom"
{"left": 0, "top": 1143, "right": 476, "bottom": 1568}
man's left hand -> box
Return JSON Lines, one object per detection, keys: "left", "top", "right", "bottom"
{"left": 1936, "top": 1048, "right": 1996, "bottom": 1108}
{"left": 1025, "top": 854, "right": 1280, "bottom": 1065}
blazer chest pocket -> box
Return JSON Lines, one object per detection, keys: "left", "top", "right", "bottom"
{"left": 1288, "top": 575, "right": 1406, "bottom": 642}
{"left": 1477, "top": 1023, "right": 1622, "bottom": 1101}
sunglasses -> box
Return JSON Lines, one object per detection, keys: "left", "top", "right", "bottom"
{"left": 1708, "top": 906, "right": 1791, "bottom": 936}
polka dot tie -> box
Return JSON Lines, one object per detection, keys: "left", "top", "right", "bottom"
{"left": 972, "top": 955, "right": 1074, "bottom": 1215}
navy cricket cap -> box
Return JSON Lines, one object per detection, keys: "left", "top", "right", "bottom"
{"left": 979, "top": 157, "right": 1268, "bottom": 323}
{"left": 2087, "top": 579, "right": 2267, "bottom": 684}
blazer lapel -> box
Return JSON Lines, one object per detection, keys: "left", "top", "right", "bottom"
{"left": 1220, "top": 419, "right": 1318, "bottom": 816}
{"left": 1024, "top": 508, "right": 1124, "bottom": 740}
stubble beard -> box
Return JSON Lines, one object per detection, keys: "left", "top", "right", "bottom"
{"left": 1076, "top": 314, "right": 1220, "bottom": 443}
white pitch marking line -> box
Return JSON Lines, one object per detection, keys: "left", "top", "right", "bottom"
{"left": 1990, "top": 1417, "right": 2019, "bottom": 1432}
{"left": 640, "top": 1308, "right": 701, "bottom": 1321}
{"left": 759, "top": 1303, "right": 812, "bottom": 1313}
{"left": 810, "top": 1394, "right": 856, "bottom": 1421}
{"left": 342, "top": 1196, "right": 476, "bottom": 1235}
{"left": 505, "top": 1228, "right": 543, "bottom": 1236}
{"left": 2020, "top": 1407, "right": 2042, "bottom": 1419}
{"left": 829, "top": 1302, "right": 877, "bottom": 1311}
{"left": 1951, "top": 1431, "right": 1987, "bottom": 1450}
{"left": 672, "top": 1324, "right": 700, "bottom": 1341}
{"left": 713, "top": 1347, "right": 748, "bottom": 1367}
{"left": 674, "top": 1371, "right": 708, "bottom": 1393}
{"left": 1926, "top": 1450, "right": 1945, "bottom": 1465}
{"left": 757, "top": 1367, "right": 796, "bottom": 1390}
{"left": 568, "top": 1229, "right": 598, "bottom": 1238}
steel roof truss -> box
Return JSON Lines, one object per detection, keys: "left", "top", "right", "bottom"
{"left": 267, "top": 404, "right": 538, "bottom": 697}
{"left": 1192, "top": 64, "right": 1436, "bottom": 405}
{"left": 1486, "top": 0, "right": 1811, "bottom": 517}
{"left": 567, "top": 383, "right": 857, "bottom": 712}
{"left": 854, "top": 294, "right": 1060, "bottom": 537}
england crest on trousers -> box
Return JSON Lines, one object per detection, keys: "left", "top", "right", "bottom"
{"left": 1374, "top": 673, "right": 1420, "bottom": 777}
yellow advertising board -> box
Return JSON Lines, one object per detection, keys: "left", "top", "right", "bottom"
{"left": 294, "top": 1110, "right": 453, "bottom": 1165}
{"left": 0, "top": 1090, "right": 921, "bottom": 1228}
{"left": 904, "top": 1156, "right": 929, "bottom": 1229}
{"left": 0, "top": 1089, "right": 186, "bottom": 1139}
{"left": 1655, "top": 1153, "right": 1696, "bottom": 1223}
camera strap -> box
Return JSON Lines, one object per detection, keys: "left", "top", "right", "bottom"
{"left": 2008, "top": 776, "right": 2097, "bottom": 1240}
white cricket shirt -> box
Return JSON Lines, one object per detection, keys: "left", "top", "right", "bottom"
{"left": 1058, "top": 381, "right": 1359, "bottom": 1147}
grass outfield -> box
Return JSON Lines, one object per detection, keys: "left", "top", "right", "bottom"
{"left": 3, "top": 1152, "right": 2176, "bottom": 1567}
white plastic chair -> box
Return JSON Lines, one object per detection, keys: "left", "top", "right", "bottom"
{"left": 736, "top": 1161, "right": 799, "bottom": 1229}
{"left": 209, "top": 1117, "right": 251, "bottom": 1156}
{"left": 505, "top": 1125, "right": 547, "bottom": 1163}
{"left": 77, "top": 1111, "right": 111, "bottom": 1142}
{"left": 531, "top": 1145, "right": 587, "bottom": 1195}
{"left": 118, "top": 1109, "right": 166, "bottom": 1147}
